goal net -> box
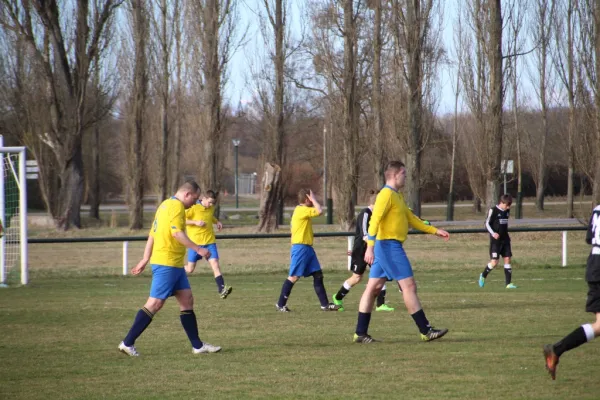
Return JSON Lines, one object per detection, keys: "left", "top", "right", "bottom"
{"left": 0, "top": 146, "right": 28, "bottom": 286}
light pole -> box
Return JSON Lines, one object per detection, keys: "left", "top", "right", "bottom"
{"left": 232, "top": 139, "right": 240, "bottom": 208}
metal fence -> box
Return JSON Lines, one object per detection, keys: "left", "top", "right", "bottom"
{"left": 28, "top": 225, "right": 588, "bottom": 275}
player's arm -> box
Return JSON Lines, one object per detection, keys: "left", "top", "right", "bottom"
{"left": 186, "top": 219, "right": 205, "bottom": 227}
{"left": 171, "top": 209, "right": 211, "bottom": 258}
{"left": 485, "top": 208, "right": 499, "bottom": 239}
{"left": 308, "top": 190, "right": 323, "bottom": 216}
{"left": 213, "top": 215, "right": 223, "bottom": 231}
{"left": 406, "top": 209, "right": 437, "bottom": 234}
{"left": 365, "top": 192, "right": 391, "bottom": 264}
{"left": 131, "top": 235, "right": 154, "bottom": 275}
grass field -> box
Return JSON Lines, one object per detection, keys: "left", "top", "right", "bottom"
{"left": 1, "top": 231, "right": 599, "bottom": 399}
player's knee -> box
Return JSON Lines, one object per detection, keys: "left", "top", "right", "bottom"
{"left": 144, "top": 298, "right": 165, "bottom": 314}
{"left": 312, "top": 271, "right": 324, "bottom": 281}
{"left": 288, "top": 276, "right": 299, "bottom": 283}
{"left": 401, "top": 279, "right": 417, "bottom": 293}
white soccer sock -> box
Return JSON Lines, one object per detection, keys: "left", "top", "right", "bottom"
{"left": 504, "top": 264, "right": 511, "bottom": 269}
{"left": 582, "top": 324, "right": 596, "bottom": 341}
{"left": 343, "top": 281, "right": 352, "bottom": 290}
{"left": 382, "top": 284, "right": 387, "bottom": 291}
{"left": 487, "top": 263, "right": 494, "bottom": 270}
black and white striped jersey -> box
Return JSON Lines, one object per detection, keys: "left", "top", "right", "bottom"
{"left": 352, "top": 207, "right": 372, "bottom": 257}
{"left": 586, "top": 205, "right": 600, "bottom": 282}
{"left": 485, "top": 205, "right": 510, "bottom": 241}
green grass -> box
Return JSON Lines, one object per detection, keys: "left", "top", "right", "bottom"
{"left": 1, "top": 232, "right": 599, "bottom": 399}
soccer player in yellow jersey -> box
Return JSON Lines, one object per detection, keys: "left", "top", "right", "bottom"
{"left": 353, "top": 161, "right": 450, "bottom": 343}
{"left": 185, "top": 190, "right": 232, "bottom": 299}
{"left": 118, "top": 181, "right": 221, "bottom": 356}
{"left": 275, "top": 189, "right": 339, "bottom": 312}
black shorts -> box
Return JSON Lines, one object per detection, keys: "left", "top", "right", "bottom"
{"left": 350, "top": 256, "right": 369, "bottom": 275}
{"left": 586, "top": 282, "right": 600, "bottom": 313}
{"left": 489, "top": 240, "right": 512, "bottom": 260}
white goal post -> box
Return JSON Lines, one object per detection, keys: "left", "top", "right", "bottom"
{"left": 0, "top": 138, "right": 28, "bottom": 286}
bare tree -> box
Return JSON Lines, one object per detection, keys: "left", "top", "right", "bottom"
{"left": 125, "top": 0, "right": 149, "bottom": 229}
{"left": 169, "top": 0, "right": 183, "bottom": 192}
{"left": 371, "top": 0, "right": 385, "bottom": 188}
{"left": 188, "top": 0, "right": 242, "bottom": 192}
{"left": 553, "top": 0, "right": 578, "bottom": 217}
{"left": 528, "top": 0, "right": 556, "bottom": 210}
{"left": 390, "top": 0, "right": 442, "bottom": 216}
{"left": 0, "top": 0, "right": 123, "bottom": 229}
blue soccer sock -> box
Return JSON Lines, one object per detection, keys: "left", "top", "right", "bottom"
{"left": 313, "top": 273, "right": 330, "bottom": 307}
{"left": 411, "top": 309, "right": 432, "bottom": 335}
{"left": 180, "top": 310, "right": 203, "bottom": 350}
{"left": 123, "top": 307, "right": 154, "bottom": 346}
{"left": 277, "top": 279, "right": 295, "bottom": 307}
{"left": 215, "top": 275, "right": 225, "bottom": 293}
{"left": 356, "top": 312, "right": 372, "bottom": 335}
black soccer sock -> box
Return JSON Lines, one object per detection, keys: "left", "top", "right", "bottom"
{"left": 180, "top": 310, "right": 203, "bottom": 350}
{"left": 504, "top": 264, "right": 512, "bottom": 285}
{"left": 123, "top": 307, "right": 154, "bottom": 346}
{"left": 277, "top": 279, "right": 295, "bottom": 307}
{"left": 482, "top": 263, "right": 494, "bottom": 278}
{"left": 553, "top": 324, "right": 595, "bottom": 357}
{"left": 313, "top": 273, "right": 330, "bottom": 307}
{"left": 215, "top": 275, "right": 225, "bottom": 293}
{"left": 411, "top": 309, "right": 432, "bottom": 335}
{"left": 356, "top": 312, "right": 372, "bottom": 335}
{"left": 376, "top": 289, "right": 387, "bottom": 307}
{"left": 334, "top": 281, "right": 352, "bottom": 301}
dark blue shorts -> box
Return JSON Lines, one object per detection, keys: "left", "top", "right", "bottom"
{"left": 369, "top": 240, "right": 413, "bottom": 281}
{"left": 149, "top": 265, "right": 191, "bottom": 299}
{"left": 187, "top": 243, "right": 219, "bottom": 263}
{"left": 289, "top": 244, "right": 322, "bottom": 277}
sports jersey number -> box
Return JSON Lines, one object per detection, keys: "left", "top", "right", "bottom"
{"left": 592, "top": 213, "right": 600, "bottom": 245}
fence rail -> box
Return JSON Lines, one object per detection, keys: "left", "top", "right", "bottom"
{"left": 27, "top": 225, "right": 588, "bottom": 275}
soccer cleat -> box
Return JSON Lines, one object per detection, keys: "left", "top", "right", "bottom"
{"left": 420, "top": 327, "right": 449, "bottom": 342}
{"left": 193, "top": 342, "right": 222, "bottom": 354}
{"left": 353, "top": 333, "right": 379, "bottom": 343}
{"left": 321, "top": 303, "right": 340, "bottom": 311}
{"left": 219, "top": 285, "right": 233, "bottom": 299}
{"left": 275, "top": 303, "right": 291, "bottom": 312}
{"left": 506, "top": 283, "right": 518, "bottom": 289}
{"left": 375, "top": 304, "right": 395, "bottom": 312}
{"left": 332, "top": 296, "right": 344, "bottom": 311}
{"left": 543, "top": 344, "right": 559, "bottom": 380}
{"left": 118, "top": 342, "right": 140, "bottom": 357}
{"left": 478, "top": 274, "right": 485, "bottom": 288}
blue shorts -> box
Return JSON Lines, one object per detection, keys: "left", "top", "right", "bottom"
{"left": 369, "top": 240, "right": 413, "bottom": 281}
{"left": 187, "top": 243, "right": 219, "bottom": 263}
{"left": 289, "top": 244, "right": 322, "bottom": 277}
{"left": 149, "top": 265, "right": 191, "bottom": 299}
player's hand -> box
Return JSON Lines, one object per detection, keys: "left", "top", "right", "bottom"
{"left": 216, "top": 221, "right": 223, "bottom": 231}
{"left": 197, "top": 220, "right": 206, "bottom": 227}
{"left": 197, "top": 247, "right": 211, "bottom": 259}
{"left": 492, "top": 233, "right": 500, "bottom": 240}
{"left": 307, "top": 190, "right": 316, "bottom": 202}
{"left": 131, "top": 260, "right": 148, "bottom": 275}
{"left": 347, "top": 250, "right": 352, "bottom": 256}
{"left": 364, "top": 246, "right": 375, "bottom": 265}
{"left": 436, "top": 229, "right": 450, "bottom": 241}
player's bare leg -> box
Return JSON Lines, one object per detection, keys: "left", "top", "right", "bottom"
{"left": 185, "top": 261, "right": 197, "bottom": 274}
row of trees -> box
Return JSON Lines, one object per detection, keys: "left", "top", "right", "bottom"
{"left": 0, "top": 0, "right": 599, "bottom": 232}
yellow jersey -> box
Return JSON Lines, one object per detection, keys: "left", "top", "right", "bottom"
{"left": 367, "top": 186, "right": 437, "bottom": 246}
{"left": 291, "top": 205, "right": 320, "bottom": 246}
{"left": 185, "top": 202, "right": 219, "bottom": 245}
{"left": 149, "top": 197, "right": 187, "bottom": 267}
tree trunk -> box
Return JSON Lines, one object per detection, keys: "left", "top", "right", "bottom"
{"left": 372, "top": 0, "right": 385, "bottom": 188}
{"left": 257, "top": 163, "right": 281, "bottom": 233}
{"left": 473, "top": 196, "right": 482, "bottom": 213}
{"left": 88, "top": 122, "right": 100, "bottom": 219}
{"left": 57, "top": 146, "right": 85, "bottom": 229}
{"left": 404, "top": 0, "right": 423, "bottom": 216}
{"left": 157, "top": 0, "right": 169, "bottom": 204}
{"left": 594, "top": 0, "right": 600, "bottom": 206}
{"left": 485, "top": 0, "right": 504, "bottom": 209}
{"left": 566, "top": 0, "right": 574, "bottom": 218}
{"left": 171, "top": 0, "right": 182, "bottom": 193}
{"left": 339, "top": 0, "right": 359, "bottom": 230}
